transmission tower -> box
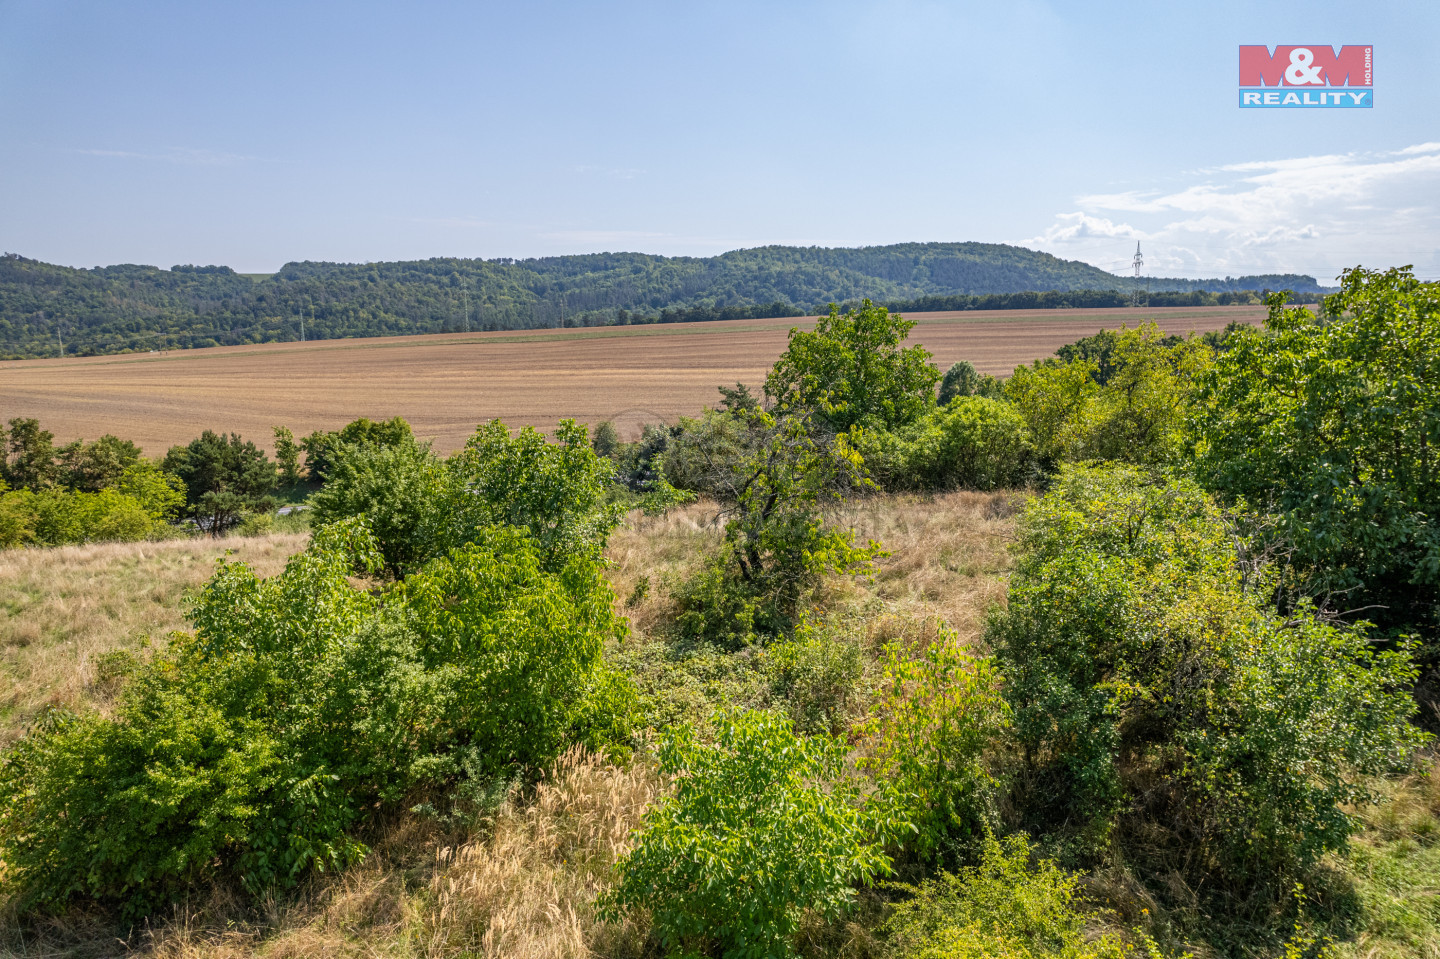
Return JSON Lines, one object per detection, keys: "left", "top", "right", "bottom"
{"left": 1130, "top": 243, "right": 1146, "bottom": 308}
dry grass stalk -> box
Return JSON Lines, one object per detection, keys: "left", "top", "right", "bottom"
{"left": 0, "top": 532, "right": 306, "bottom": 745}
{"left": 420, "top": 747, "right": 661, "bottom": 959}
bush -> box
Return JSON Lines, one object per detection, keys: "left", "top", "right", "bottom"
{"left": 299, "top": 415, "right": 414, "bottom": 482}
{"left": 443, "top": 419, "right": 627, "bottom": 570}
{"left": 987, "top": 465, "right": 1427, "bottom": 890}
{"left": 309, "top": 436, "right": 449, "bottom": 575}
{"left": 766, "top": 612, "right": 870, "bottom": 736}
{"left": 884, "top": 834, "right": 1134, "bottom": 959}
{"left": 0, "top": 519, "right": 632, "bottom": 915}
{"left": 892, "top": 397, "right": 1034, "bottom": 491}
{"left": 309, "top": 419, "right": 626, "bottom": 576}
{"left": 162, "top": 430, "right": 276, "bottom": 532}
{"left": 600, "top": 709, "right": 903, "bottom": 959}
{"left": 860, "top": 636, "right": 1009, "bottom": 864}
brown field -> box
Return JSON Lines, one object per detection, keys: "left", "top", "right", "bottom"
{"left": 0, "top": 305, "right": 1266, "bottom": 455}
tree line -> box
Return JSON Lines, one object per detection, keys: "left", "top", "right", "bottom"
{"left": 0, "top": 243, "right": 1328, "bottom": 358}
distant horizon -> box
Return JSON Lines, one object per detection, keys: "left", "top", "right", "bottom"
{"left": 3, "top": 241, "right": 1333, "bottom": 287}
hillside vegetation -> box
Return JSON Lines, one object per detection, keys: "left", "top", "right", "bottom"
{"left": 0, "top": 242, "right": 1324, "bottom": 358}
{"left": 1, "top": 266, "right": 1436, "bottom": 959}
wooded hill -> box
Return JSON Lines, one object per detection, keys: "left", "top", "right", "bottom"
{"left": 0, "top": 242, "right": 1328, "bottom": 358}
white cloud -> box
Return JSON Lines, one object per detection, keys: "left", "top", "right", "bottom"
{"left": 73, "top": 146, "right": 265, "bottom": 165}
{"left": 1023, "top": 143, "right": 1440, "bottom": 280}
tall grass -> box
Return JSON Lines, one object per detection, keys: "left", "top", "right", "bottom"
{"left": 0, "top": 532, "right": 306, "bottom": 745}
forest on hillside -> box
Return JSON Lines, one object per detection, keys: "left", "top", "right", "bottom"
{"left": 0, "top": 242, "right": 1328, "bottom": 358}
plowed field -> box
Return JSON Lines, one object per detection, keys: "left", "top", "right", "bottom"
{"left": 0, "top": 306, "right": 1266, "bottom": 454}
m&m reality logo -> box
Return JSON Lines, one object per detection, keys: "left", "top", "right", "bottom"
{"left": 1239, "top": 45, "right": 1373, "bottom": 108}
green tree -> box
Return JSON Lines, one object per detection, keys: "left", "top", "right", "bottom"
{"left": 1190, "top": 267, "right": 1440, "bottom": 649}
{"left": 672, "top": 407, "right": 880, "bottom": 647}
{"left": 938, "top": 360, "right": 980, "bottom": 405}
{"left": 601, "top": 709, "right": 902, "bottom": 959}
{"left": 442, "top": 419, "right": 626, "bottom": 570}
{"left": 162, "top": 431, "right": 276, "bottom": 532}
{"left": 114, "top": 462, "right": 186, "bottom": 523}
{"left": 300, "top": 416, "right": 414, "bottom": 482}
{"left": 860, "top": 637, "right": 1009, "bottom": 863}
{"left": 4, "top": 417, "right": 58, "bottom": 490}
{"left": 309, "top": 437, "right": 449, "bottom": 576}
{"left": 766, "top": 300, "right": 939, "bottom": 432}
{"left": 272, "top": 425, "right": 303, "bottom": 486}
{"left": 56, "top": 434, "right": 143, "bottom": 492}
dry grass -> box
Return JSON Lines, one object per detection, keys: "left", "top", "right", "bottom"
{"left": 2, "top": 750, "right": 661, "bottom": 959}
{"left": 838, "top": 490, "right": 1022, "bottom": 645}
{"left": 0, "top": 533, "right": 306, "bottom": 745}
{"left": 0, "top": 306, "right": 1263, "bottom": 455}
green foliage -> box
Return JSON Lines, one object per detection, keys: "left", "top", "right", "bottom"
{"left": 0, "top": 480, "right": 176, "bottom": 548}
{"left": 299, "top": 416, "right": 414, "bottom": 482}
{"left": 766, "top": 613, "right": 870, "bottom": 736}
{"left": 272, "top": 425, "right": 303, "bottom": 486}
{"left": 875, "top": 397, "right": 1034, "bottom": 491}
{"left": 884, "top": 834, "right": 1134, "bottom": 959}
{"left": 444, "top": 419, "right": 626, "bottom": 569}
{"left": 766, "top": 299, "right": 940, "bottom": 432}
{"left": 55, "top": 434, "right": 143, "bottom": 492}
{"left": 1004, "top": 360, "right": 1099, "bottom": 468}
{"left": 309, "top": 435, "right": 448, "bottom": 576}
{"left": 860, "top": 637, "right": 1009, "bottom": 863}
{"left": 1080, "top": 325, "right": 1211, "bottom": 467}
{"left": 591, "top": 419, "right": 621, "bottom": 458}
{"left": 672, "top": 409, "right": 880, "bottom": 648}
{"left": 3, "top": 417, "right": 58, "bottom": 490}
{"left": 162, "top": 430, "right": 276, "bottom": 532}
{"left": 987, "top": 465, "right": 1428, "bottom": 890}
{"left": 937, "top": 361, "right": 1003, "bottom": 406}
{"left": 0, "top": 519, "right": 631, "bottom": 914}
{"left": 600, "top": 709, "right": 902, "bottom": 959}
{"left": 1008, "top": 325, "right": 1210, "bottom": 469}
{"left": 1190, "top": 267, "right": 1440, "bottom": 647}
{"left": 115, "top": 461, "right": 187, "bottom": 522}
{"left": 307, "top": 419, "right": 625, "bottom": 576}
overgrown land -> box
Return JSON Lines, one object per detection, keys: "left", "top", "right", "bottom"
{"left": 1, "top": 266, "right": 1437, "bottom": 959}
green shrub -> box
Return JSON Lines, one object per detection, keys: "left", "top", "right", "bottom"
{"left": 987, "top": 464, "right": 1428, "bottom": 889}
{"left": 0, "top": 519, "right": 632, "bottom": 915}
{"left": 938, "top": 361, "right": 981, "bottom": 405}
{"left": 309, "top": 419, "right": 626, "bottom": 576}
{"left": 884, "top": 834, "right": 1134, "bottom": 959}
{"left": 860, "top": 636, "right": 1009, "bottom": 864}
{"left": 309, "top": 436, "right": 449, "bottom": 575}
{"left": 766, "top": 613, "right": 870, "bottom": 736}
{"left": 299, "top": 415, "right": 414, "bottom": 482}
{"left": 895, "top": 397, "right": 1034, "bottom": 491}
{"left": 601, "top": 709, "right": 903, "bottom": 959}
{"left": 443, "top": 419, "right": 626, "bottom": 570}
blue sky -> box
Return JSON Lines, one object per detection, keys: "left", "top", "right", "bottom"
{"left": 2, "top": 0, "right": 1437, "bottom": 280}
